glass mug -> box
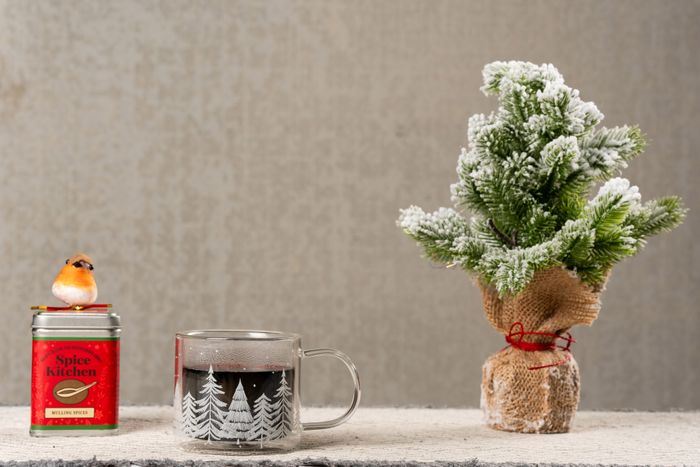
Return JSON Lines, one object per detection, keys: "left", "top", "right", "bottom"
{"left": 174, "top": 330, "right": 361, "bottom": 452}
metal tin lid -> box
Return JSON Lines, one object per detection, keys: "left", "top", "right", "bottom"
{"left": 32, "top": 311, "right": 121, "bottom": 330}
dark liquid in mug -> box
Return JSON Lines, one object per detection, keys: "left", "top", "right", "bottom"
{"left": 181, "top": 366, "right": 295, "bottom": 443}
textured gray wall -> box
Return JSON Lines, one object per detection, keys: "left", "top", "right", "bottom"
{"left": 1, "top": 0, "right": 698, "bottom": 410}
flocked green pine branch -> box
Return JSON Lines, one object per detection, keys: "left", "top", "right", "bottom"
{"left": 398, "top": 61, "right": 686, "bottom": 296}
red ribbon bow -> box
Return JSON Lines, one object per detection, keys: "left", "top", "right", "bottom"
{"left": 504, "top": 321, "right": 575, "bottom": 370}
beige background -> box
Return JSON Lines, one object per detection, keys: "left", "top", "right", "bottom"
{"left": 0, "top": 0, "right": 698, "bottom": 410}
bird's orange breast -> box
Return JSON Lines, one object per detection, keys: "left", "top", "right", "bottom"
{"left": 53, "top": 265, "right": 96, "bottom": 289}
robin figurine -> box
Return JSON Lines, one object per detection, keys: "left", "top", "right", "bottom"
{"left": 52, "top": 253, "right": 98, "bottom": 306}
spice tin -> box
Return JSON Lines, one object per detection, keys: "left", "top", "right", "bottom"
{"left": 30, "top": 310, "right": 121, "bottom": 436}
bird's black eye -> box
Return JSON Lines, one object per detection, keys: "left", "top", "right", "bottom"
{"left": 72, "top": 261, "right": 82, "bottom": 268}
{"left": 88, "top": 264, "right": 94, "bottom": 271}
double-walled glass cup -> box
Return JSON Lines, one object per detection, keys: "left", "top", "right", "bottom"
{"left": 174, "top": 330, "right": 360, "bottom": 453}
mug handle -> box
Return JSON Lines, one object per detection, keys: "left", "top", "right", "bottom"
{"left": 300, "top": 348, "right": 361, "bottom": 430}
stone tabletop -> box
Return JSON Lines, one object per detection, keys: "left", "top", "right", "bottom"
{"left": 0, "top": 406, "right": 698, "bottom": 465}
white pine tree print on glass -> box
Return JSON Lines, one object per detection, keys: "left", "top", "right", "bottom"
{"left": 193, "top": 365, "right": 227, "bottom": 441}
{"left": 181, "top": 366, "right": 295, "bottom": 445}
{"left": 271, "top": 370, "right": 293, "bottom": 439}
{"left": 180, "top": 391, "right": 198, "bottom": 436}
{"left": 223, "top": 380, "right": 254, "bottom": 444}
{"left": 251, "top": 393, "right": 275, "bottom": 447}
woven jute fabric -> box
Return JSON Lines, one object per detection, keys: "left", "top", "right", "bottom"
{"left": 479, "top": 267, "right": 604, "bottom": 433}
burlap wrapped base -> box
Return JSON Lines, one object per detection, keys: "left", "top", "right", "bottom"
{"left": 479, "top": 267, "right": 604, "bottom": 434}
{"left": 482, "top": 348, "right": 579, "bottom": 433}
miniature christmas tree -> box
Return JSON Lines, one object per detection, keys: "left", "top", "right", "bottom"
{"left": 397, "top": 61, "right": 685, "bottom": 434}
{"left": 398, "top": 61, "right": 684, "bottom": 295}
{"left": 223, "top": 380, "right": 254, "bottom": 444}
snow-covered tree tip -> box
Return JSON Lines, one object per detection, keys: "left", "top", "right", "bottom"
{"left": 398, "top": 61, "right": 685, "bottom": 296}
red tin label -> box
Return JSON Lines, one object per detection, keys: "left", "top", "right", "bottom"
{"left": 31, "top": 338, "right": 119, "bottom": 431}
